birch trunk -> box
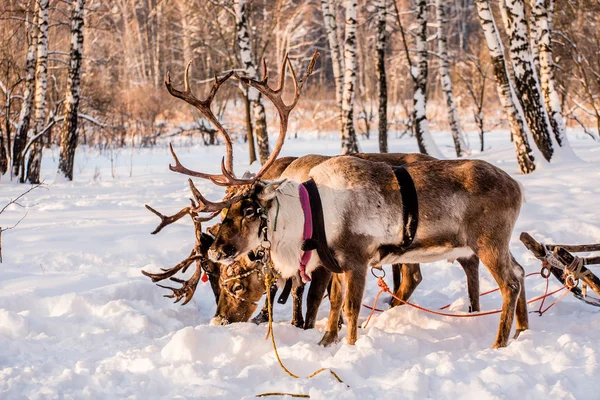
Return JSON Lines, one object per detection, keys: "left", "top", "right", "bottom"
{"left": 531, "top": 0, "right": 571, "bottom": 149}
{"left": 13, "top": 8, "right": 38, "bottom": 179}
{"left": 436, "top": 0, "right": 468, "bottom": 157}
{"left": 376, "top": 0, "right": 388, "bottom": 153}
{"left": 27, "top": 0, "right": 49, "bottom": 184}
{"left": 475, "top": 0, "right": 535, "bottom": 173}
{"left": 412, "top": 0, "right": 443, "bottom": 158}
{"left": 501, "top": 0, "right": 554, "bottom": 161}
{"left": 235, "top": 0, "right": 269, "bottom": 164}
{"left": 340, "top": 0, "right": 359, "bottom": 154}
{"left": 320, "top": 0, "right": 344, "bottom": 132}
{"left": 58, "top": 0, "right": 86, "bottom": 180}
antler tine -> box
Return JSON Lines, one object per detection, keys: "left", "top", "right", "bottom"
{"left": 145, "top": 204, "right": 196, "bottom": 235}
{"left": 188, "top": 179, "right": 238, "bottom": 213}
{"left": 164, "top": 61, "right": 236, "bottom": 180}
{"left": 235, "top": 51, "right": 320, "bottom": 182}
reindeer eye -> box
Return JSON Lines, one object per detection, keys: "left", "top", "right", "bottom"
{"left": 243, "top": 207, "right": 255, "bottom": 218}
{"left": 233, "top": 284, "right": 244, "bottom": 292}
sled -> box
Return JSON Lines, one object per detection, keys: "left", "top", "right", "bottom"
{"left": 520, "top": 232, "right": 600, "bottom": 307}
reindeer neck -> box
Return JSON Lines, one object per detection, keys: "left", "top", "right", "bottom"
{"left": 264, "top": 181, "right": 309, "bottom": 279}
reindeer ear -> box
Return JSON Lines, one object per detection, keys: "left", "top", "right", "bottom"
{"left": 242, "top": 170, "right": 255, "bottom": 179}
{"left": 199, "top": 232, "right": 215, "bottom": 251}
{"left": 256, "top": 179, "right": 286, "bottom": 201}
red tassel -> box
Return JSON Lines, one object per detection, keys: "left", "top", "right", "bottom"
{"left": 201, "top": 271, "right": 209, "bottom": 283}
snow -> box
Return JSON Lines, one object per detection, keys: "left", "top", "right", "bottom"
{"left": 1, "top": 130, "right": 600, "bottom": 399}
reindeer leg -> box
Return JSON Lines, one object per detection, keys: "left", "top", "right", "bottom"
{"left": 511, "top": 253, "right": 529, "bottom": 339}
{"left": 318, "top": 273, "right": 345, "bottom": 347}
{"left": 392, "top": 263, "right": 402, "bottom": 294}
{"left": 304, "top": 267, "right": 331, "bottom": 329}
{"left": 343, "top": 267, "right": 367, "bottom": 345}
{"left": 252, "top": 283, "right": 277, "bottom": 325}
{"left": 291, "top": 282, "right": 305, "bottom": 328}
{"left": 457, "top": 255, "right": 480, "bottom": 312}
{"left": 391, "top": 264, "right": 422, "bottom": 307}
{"left": 477, "top": 245, "right": 521, "bottom": 348}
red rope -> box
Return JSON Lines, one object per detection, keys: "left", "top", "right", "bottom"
{"left": 363, "top": 272, "right": 569, "bottom": 329}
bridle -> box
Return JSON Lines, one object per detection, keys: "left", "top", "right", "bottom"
{"left": 219, "top": 261, "right": 264, "bottom": 305}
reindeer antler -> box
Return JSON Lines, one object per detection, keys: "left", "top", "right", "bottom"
{"left": 165, "top": 51, "right": 319, "bottom": 214}
{"left": 165, "top": 64, "right": 236, "bottom": 185}
{"left": 145, "top": 203, "right": 197, "bottom": 234}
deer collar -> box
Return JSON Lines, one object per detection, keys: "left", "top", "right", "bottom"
{"left": 392, "top": 166, "right": 419, "bottom": 249}
{"left": 298, "top": 179, "right": 343, "bottom": 281}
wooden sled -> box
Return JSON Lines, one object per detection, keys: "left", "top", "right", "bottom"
{"left": 520, "top": 232, "right": 600, "bottom": 307}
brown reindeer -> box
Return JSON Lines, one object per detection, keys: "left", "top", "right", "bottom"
{"left": 163, "top": 53, "right": 527, "bottom": 349}
{"left": 157, "top": 52, "right": 516, "bottom": 347}
{"left": 210, "top": 152, "right": 482, "bottom": 328}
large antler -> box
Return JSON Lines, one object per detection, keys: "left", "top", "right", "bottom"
{"left": 165, "top": 64, "right": 235, "bottom": 185}
{"left": 166, "top": 51, "right": 319, "bottom": 215}
{"left": 229, "top": 50, "right": 320, "bottom": 184}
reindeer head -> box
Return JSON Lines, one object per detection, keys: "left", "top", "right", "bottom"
{"left": 210, "top": 258, "right": 266, "bottom": 325}
{"left": 207, "top": 181, "right": 283, "bottom": 264}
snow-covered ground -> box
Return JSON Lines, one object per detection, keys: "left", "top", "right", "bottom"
{"left": 1, "top": 130, "right": 599, "bottom": 399}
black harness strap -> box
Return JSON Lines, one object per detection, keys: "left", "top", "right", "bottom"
{"left": 277, "top": 278, "right": 293, "bottom": 304}
{"left": 301, "top": 179, "right": 344, "bottom": 274}
{"left": 392, "top": 166, "right": 419, "bottom": 248}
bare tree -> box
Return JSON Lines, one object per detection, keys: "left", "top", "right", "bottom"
{"left": 501, "top": 0, "right": 554, "bottom": 161}
{"left": 320, "top": 0, "right": 344, "bottom": 132}
{"left": 475, "top": 0, "right": 535, "bottom": 173}
{"left": 234, "top": 0, "right": 270, "bottom": 164}
{"left": 13, "top": 7, "right": 38, "bottom": 180}
{"left": 459, "top": 56, "right": 491, "bottom": 152}
{"left": 530, "top": 0, "right": 572, "bottom": 152}
{"left": 340, "top": 0, "right": 359, "bottom": 154}
{"left": 376, "top": 0, "right": 388, "bottom": 153}
{"left": 411, "top": 0, "right": 443, "bottom": 157}
{"left": 57, "top": 0, "right": 86, "bottom": 180}
{"left": 27, "top": 0, "right": 49, "bottom": 184}
{"left": 436, "top": 0, "right": 468, "bottom": 157}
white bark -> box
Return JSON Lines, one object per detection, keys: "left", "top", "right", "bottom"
{"left": 475, "top": 0, "right": 535, "bottom": 173}
{"left": 234, "top": 0, "right": 269, "bottom": 164}
{"left": 376, "top": 0, "right": 387, "bottom": 153}
{"left": 320, "top": 0, "right": 344, "bottom": 120}
{"left": 412, "top": 0, "right": 443, "bottom": 158}
{"left": 501, "top": 0, "right": 554, "bottom": 161}
{"left": 58, "top": 0, "right": 86, "bottom": 180}
{"left": 27, "top": 0, "right": 50, "bottom": 184}
{"left": 436, "top": 0, "right": 468, "bottom": 157}
{"left": 340, "top": 0, "right": 359, "bottom": 154}
{"left": 530, "top": 0, "right": 573, "bottom": 154}
{"left": 13, "top": 8, "right": 38, "bottom": 179}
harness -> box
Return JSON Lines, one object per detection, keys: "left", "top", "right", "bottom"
{"left": 297, "top": 179, "right": 343, "bottom": 282}
{"left": 393, "top": 166, "right": 419, "bottom": 249}
{"left": 219, "top": 263, "right": 262, "bottom": 305}
{"left": 298, "top": 166, "right": 419, "bottom": 277}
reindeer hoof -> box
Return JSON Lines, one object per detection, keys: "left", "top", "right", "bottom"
{"left": 292, "top": 318, "right": 305, "bottom": 329}
{"left": 318, "top": 331, "right": 338, "bottom": 347}
{"left": 513, "top": 328, "right": 527, "bottom": 340}
{"left": 251, "top": 313, "right": 268, "bottom": 325}
{"left": 210, "top": 316, "right": 230, "bottom": 326}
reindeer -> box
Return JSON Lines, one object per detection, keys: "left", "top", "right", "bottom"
{"left": 159, "top": 52, "right": 525, "bottom": 349}
{"left": 210, "top": 152, "right": 482, "bottom": 328}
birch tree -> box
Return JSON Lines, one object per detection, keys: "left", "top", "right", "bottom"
{"left": 475, "top": 0, "right": 535, "bottom": 173}
{"left": 320, "top": 0, "right": 344, "bottom": 131}
{"left": 412, "top": 0, "right": 443, "bottom": 158}
{"left": 375, "top": 0, "right": 388, "bottom": 153}
{"left": 501, "top": 0, "right": 554, "bottom": 161}
{"left": 234, "top": 0, "right": 270, "bottom": 164}
{"left": 27, "top": 0, "right": 49, "bottom": 184}
{"left": 13, "top": 9, "right": 38, "bottom": 180}
{"left": 340, "top": 0, "right": 359, "bottom": 154}
{"left": 436, "top": 0, "right": 468, "bottom": 157}
{"left": 530, "top": 0, "right": 571, "bottom": 150}
{"left": 58, "top": 0, "right": 86, "bottom": 180}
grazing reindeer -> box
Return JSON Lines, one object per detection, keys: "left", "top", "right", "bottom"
{"left": 160, "top": 52, "right": 524, "bottom": 349}
{"left": 211, "top": 153, "right": 482, "bottom": 328}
